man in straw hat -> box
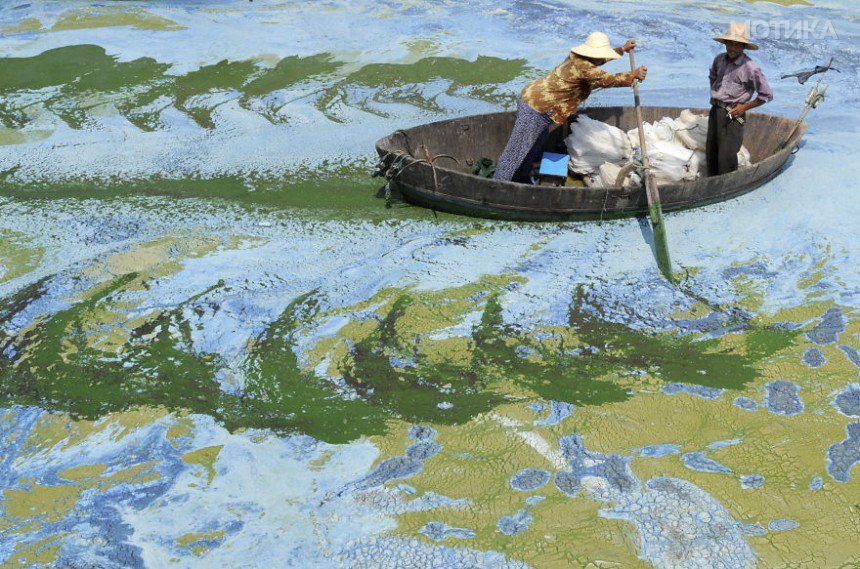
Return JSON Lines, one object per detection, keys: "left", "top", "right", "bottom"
{"left": 494, "top": 32, "right": 647, "bottom": 182}
{"left": 708, "top": 22, "right": 773, "bottom": 176}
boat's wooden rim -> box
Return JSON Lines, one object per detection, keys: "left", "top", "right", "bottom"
{"left": 374, "top": 106, "right": 807, "bottom": 221}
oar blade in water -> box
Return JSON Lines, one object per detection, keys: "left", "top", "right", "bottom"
{"left": 629, "top": 48, "right": 674, "bottom": 284}
{"left": 645, "top": 173, "right": 674, "bottom": 283}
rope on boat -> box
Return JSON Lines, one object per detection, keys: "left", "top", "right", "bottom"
{"left": 372, "top": 130, "right": 460, "bottom": 208}
{"left": 600, "top": 189, "right": 611, "bottom": 222}
{"left": 600, "top": 160, "right": 649, "bottom": 222}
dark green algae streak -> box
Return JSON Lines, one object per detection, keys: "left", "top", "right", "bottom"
{"left": 0, "top": 174, "right": 416, "bottom": 223}
{"left": 0, "top": 45, "right": 534, "bottom": 219}
{"left": 0, "top": 44, "right": 800, "bottom": 442}
{"left": 0, "top": 44, "right": 527, "bottom": 131}
{"left": 0, "top": 271, "right": 797, "bottom": 443}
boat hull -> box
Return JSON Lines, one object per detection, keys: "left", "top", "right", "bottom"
{"left": 375, "top": 106, "right": 806, "bottom": 221}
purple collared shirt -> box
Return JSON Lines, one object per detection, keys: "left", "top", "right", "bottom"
{"left": 709, "top": 53, "right": 773, "bottom": 105}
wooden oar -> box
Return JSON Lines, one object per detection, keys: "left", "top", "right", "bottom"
{"left": 629, "top": 48, "right": 673, "bottom": 283}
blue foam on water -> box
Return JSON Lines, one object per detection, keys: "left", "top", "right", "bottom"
{"left": 809, "top": 476, "right": 824, "bottom": 491}
{"left": 734, "top": 397, "right": 759, "bottom": 411}
{"left": 497, "top": 509, "right": 533, "bottom": 536}
{"left": 740, "top": 474, "right": 765, "bottom": 489}
{"left": 637, "top": 444, "right": 682, "bottom": 458}
{"left": 419, "top": 521, "right": 476, "bottom": 541}
{"left": 768, "top": 519, "right": 800, "bottom": 532}
{"left": 681, "top": 452, "right": 733, "bottom": 474}
{"left": 765, "top": 380, "right": 804, "bottom": 416}
{"left": 510, "top": 468, "right": 551, "bottom": 492}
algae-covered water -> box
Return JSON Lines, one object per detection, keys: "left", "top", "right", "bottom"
{"left": 1, "top": 1, "right": 860, "bottom": 567}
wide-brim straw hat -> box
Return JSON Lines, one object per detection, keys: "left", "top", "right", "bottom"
{"left": 713, "top": 22, "right": 759, "bottom": 50}
{"left": 571, "top": 32, "right": 621, "bottom": 60}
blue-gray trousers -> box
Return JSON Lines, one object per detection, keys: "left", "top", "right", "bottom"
{"left": 493, "top": 97, "right": 554, "bottom": 183}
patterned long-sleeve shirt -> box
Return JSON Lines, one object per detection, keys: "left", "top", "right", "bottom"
{"left": 521, "top": 54, "right": 634, "bottom": 125}
{"left": 709, "top": 53, "right": 773, "bottom": 105}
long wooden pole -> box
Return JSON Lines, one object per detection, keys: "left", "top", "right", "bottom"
{"left": 629, "top": 49, "right": 673, "bottom": 283}
{"left": 777, "top": 57, "right": 832, "bottom": 153}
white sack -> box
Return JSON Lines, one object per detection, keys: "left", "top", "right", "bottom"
{"left": 627, "top": 117, "right": 680, "bottom": 150}
{"left": 687, "top": 147, "right": 750, "bottom": 176}
{"left": 588, "top": 173, "right": 605, "bottom": 188}
{"left": 692, "top": 150, "right": 707, "bottom": 178}
{"left": 673, "top": 110, "right": 709, "bottom": 152}
{"left": 599, "top": 162, "right": 620, "bottom": 188}
{"left": 649, "top": 140, "right": 699, "bottom": 183}
{"left": 654, "top": 117, "right": 679, "bottom": 143}
{"left": 627, "top": 122, "right": 656, "bottom": 150}
{"left": 675, "top": 109, "right": 700, "bottom": 128}
{"left": 738, "top": 145, "right": 751, "bottom": 168}
{"left": 565, "top": 115, "right": 632, "bottom": 175}
{"left": 599, "top": 161, "right": 642, "bottom": 189}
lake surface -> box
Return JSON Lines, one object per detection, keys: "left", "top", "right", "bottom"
{"left": 1, "top": 1, "right": 859, "bottom": 567}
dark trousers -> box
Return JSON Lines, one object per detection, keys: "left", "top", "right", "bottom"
{"left": 512, "top": 128, "right": 551, "bottom": 182}
{"left": 493, "top": 97, "right": 553, "bottom": 183}
{"left": 706, "top": 104, "right": 745, "bottom": 176}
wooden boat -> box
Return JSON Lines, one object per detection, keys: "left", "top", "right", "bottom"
{"left": 374, "top": 106, "right": 806, "bottom": 221}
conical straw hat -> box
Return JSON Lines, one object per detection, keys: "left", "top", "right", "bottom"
{"left": 713, "top": 22, "right": 759, "bottom": 50}
{"left": 571, "top": 32, "right": 622, "bottom": 61}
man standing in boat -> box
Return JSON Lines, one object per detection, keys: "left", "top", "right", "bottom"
{"left": 708, "top": 23, "right": 773, "bottom": 176}
{"left": 494, "top": 32, "right": 646, "bottom": 183}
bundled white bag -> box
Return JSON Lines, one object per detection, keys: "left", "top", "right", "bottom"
{"left": 599, "top": 161, "right": 642, "bottom": 189}
{"left": 738, "top": 145, "right": 751, "bottom": 168}
{"left": 676, "top": 109, "right": 701, "bottom": 128}
{"left": 685, "top": 151, "right": 702, "bottom": 180}
{"left": 573, "top": 111, "right": 750, "bottom": 184}
{"left": 674, "top": 110, "right": 709, "bottom": 152}
{"left": 692, "top": 150, "right": 707, "bottom": 178}
{"left": 627, "top": 116, "right": 681, "bottom": 150}
{"left": 565, "top": 115, "right": 632, "bottom": 175}
{"left": 649, "top": 140, "right": 699, "bottom": 183}
{"left": 654, "top": 117, "right": 679, "bottom": 144}
{"left": 673, "top": 110, "right": 750, "bottom": 162}
{"left": 588, "top": 172, "right": 606, "bottom": 188}
{"left": 627, "top": 122, "right": 656, "bottom": 150}
{"left": 689, "top": 147, "right": 750, "bottom": 176}
{"left": 598, "top": 162, "right": 619, "bottom": 187}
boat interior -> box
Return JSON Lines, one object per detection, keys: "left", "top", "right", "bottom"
{"left": 382, "top": 106, "right": 804, "bottom": 187}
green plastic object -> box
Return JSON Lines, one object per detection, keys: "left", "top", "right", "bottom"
{"left": 471, "top": 157, "right": 496, "bottom": 178}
